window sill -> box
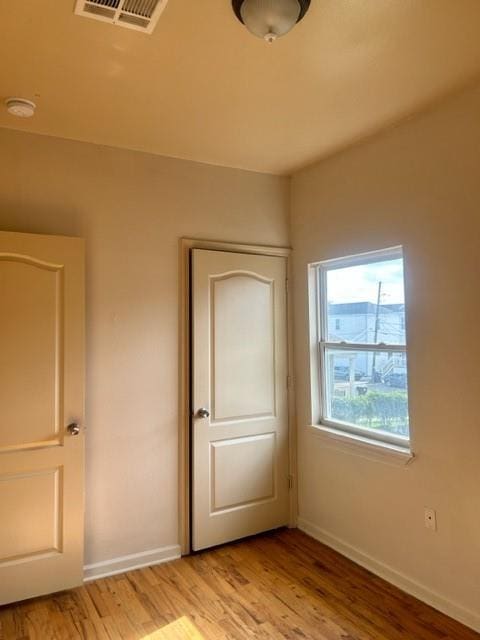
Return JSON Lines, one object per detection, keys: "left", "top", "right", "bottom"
{"left": 307, "top": 424, "right": 415, "bottom": 466}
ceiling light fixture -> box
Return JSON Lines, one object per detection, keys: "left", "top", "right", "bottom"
{"left": 5, "top": 98, "right": 36, "bottom": 118}
{"left": 232, "top": 0, "right": 311, "bottom": 43}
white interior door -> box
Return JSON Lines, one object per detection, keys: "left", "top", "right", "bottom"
{"left": 0, "top": 231, "right": 85, "bottom": 605}
{"left": 192, "top": 249, "right": 290, "bottom": 551}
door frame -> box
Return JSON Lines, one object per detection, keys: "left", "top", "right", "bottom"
{"left": 178, "top": 238, "right": 296, "bottom": 555}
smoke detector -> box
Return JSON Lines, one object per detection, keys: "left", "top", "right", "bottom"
{"left": 5, "top": 98, "right": 36, "bottom": 118}
{"left": 74, "top": 0, "right": 168, "bottom": 34}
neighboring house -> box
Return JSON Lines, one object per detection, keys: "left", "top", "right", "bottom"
{"left": 328, "top": 302, "right": 407, "bottom": 381}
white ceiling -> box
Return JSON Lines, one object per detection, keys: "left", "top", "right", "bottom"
{"left": 2, "top": 1, "right": 480, "bottom": 174}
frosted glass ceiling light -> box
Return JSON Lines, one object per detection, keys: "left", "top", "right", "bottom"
{"left": 232, "top": 0, "right": 311, "bottom": 43}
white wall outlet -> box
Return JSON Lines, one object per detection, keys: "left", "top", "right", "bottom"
{"left": 424, "top": 507, "right": 437, "bottom": 531}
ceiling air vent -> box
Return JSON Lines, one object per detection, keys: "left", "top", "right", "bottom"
{"left": 74, "top": 0, "right": 168, "bottom": 33}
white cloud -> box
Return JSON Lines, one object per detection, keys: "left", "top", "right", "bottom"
{"left": 327, "top": 259, "right": 405, "bottom": 304}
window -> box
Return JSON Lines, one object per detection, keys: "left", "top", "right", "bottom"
{"left": 313, "top": 247, "right": 410, "bottom": 448}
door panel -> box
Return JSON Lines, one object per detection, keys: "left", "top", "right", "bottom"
{"left": 211, "top": 274, "right": 275, "bottom": 421}
{"left": 210, "top": 433, "right": 276, "bottom": 512}
{"left": 0, "top": 467, "right": 62, "bottom": 561}
{"left": 192, "top": 249, "right": 289, "bottom": 550}
{"left": 0, "top": 231, "right": 84, "bottom": 605}
{"left": 0, "top": 257, "right": 63, "bottom": 450}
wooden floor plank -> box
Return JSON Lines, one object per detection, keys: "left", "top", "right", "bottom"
{"left": 0, "top": 529, "right": 478, "bottom": 640}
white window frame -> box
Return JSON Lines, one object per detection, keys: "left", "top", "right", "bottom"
{"left": 312, "top": 246, "right": 411, "bottom": 449}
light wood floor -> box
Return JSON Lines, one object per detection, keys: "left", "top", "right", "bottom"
{"left": 0, "top": 529, "right": 478, "bottom": 639}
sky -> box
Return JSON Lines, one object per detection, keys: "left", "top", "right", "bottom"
{"left": 327, "top": 258, "right": 405, "bottom": 305}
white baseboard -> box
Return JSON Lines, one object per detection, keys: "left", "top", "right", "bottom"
{"left": 297, "top": 517, "right": 480, "bottom": 634}
{"left": 83, "top": 544, "right": 181, "bottom": 582}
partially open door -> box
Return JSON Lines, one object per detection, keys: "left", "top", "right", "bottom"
{"left": 0, "top": 231, "right": 85, "bottom": 605}
{"left": 191, "top": 249, "right": 289, "bottom": 551}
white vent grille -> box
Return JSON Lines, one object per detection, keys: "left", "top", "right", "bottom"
{"left": 74, "top": 0, "right": 168, "bottom": 33}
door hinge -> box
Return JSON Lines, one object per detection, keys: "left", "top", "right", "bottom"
{"left": 288, "top": 475, "right": 294, "bottom": 490}
{"left": 285, "top": 278, "right": 289, "bottom": 293}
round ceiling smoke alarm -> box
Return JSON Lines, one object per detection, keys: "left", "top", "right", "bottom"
{"left": 5, "top": 98, "right": 36, "bottom": 118}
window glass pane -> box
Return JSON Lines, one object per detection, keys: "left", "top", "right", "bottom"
{"left": 326, "top": 257, "right": 406, "bottom": 344}
{"left": 324, "top": 348, "right": 409, "bottom": 438}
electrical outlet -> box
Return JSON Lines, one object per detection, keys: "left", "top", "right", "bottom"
{"left": 424, "top": 507, "right": 437, "bottom": 531}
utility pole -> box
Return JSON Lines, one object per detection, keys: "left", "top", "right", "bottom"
{"left": 371, "top": 281, "right": 382, "bottom": 382}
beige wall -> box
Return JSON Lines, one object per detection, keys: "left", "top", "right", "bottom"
{"left": 0, "top": 128, "right": 289, "bottom": 566}
{"left": 291, "top": 83, "right": 480, "bottom": 629}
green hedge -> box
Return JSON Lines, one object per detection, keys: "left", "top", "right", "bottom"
{"left": 332, "top": 391, "right": 408, "bottom": 435}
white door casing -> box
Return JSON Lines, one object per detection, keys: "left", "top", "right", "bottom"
{"left": 192, "top": 249, "right": 289, "bottom": 551}
{"left": 0, "top": 231, "right": 85, "bottom": 605}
